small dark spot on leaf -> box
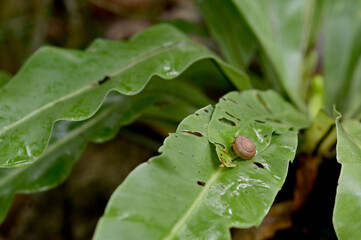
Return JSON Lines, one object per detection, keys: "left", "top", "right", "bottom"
{"left": 174, "top": 196, "right": 177, "bottom": 199}
{"left": 155, "top": 101, "right": 169, "bottom": 108}
{"left": 98, "top": 75, "right": 110, "bottom": 84}
{"left": 197, "top": 181, "right": 206, "bottom": 186}
{"left": 257, "top": 92, "right": 272, "bottom": 113}
{"left": 264, "top": 134, "right": 268, "bottom": 138}
{"left": 265, "top": 138, "right": 269, "bottom": 142}
{"left": 218, "top": 117, "right": 236, "bottom": 126}
{"left": 225, "top": 111, "right": 241, "bottom": 121}
{"left": 253, "top": 162, "right": 265, "bottom": 169}
{"left": 254, "top": 119, "right": 266, "bottom": 124}
{"left": 225, "top": 97, "right": 237, "bottom": 104}
{"left": 192, "top": 154, "right": 195, "bottom": 158}
{"left": 182, "top": 130, "right": 203, "bottom": 137}
{"left": 195, "top": 113, "right": 199, "bottom": 116}
{"left": 220, "top": 183, "right": 225, "bottom": 189}
{"left": 289, "top": 127, "right": 294, "bottom": 131}
{"left": 204, "top": 109, "right": 209, "bottom": 113}
{"left": 246, "top": 104, "right": 254, "bottom": 109}
{"left": 198, "top": 171, "right": 200, "bottom": 173}
{"left": 266, "top": 117, "right": 282, "bottom": 123}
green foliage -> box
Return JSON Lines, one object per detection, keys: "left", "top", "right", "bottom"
{"left": 95, "top": 101, "right": 298, "bottom": 239}
{"left": 333, "top": 110, "right": 361, "bottom": 240}
{"left": 0, "top": 0, "right": 360, "bottom": 239}
{"left": 0, "top": 24, "right": 246, "bottom": 167}
{"left": 0, "top": 70, "right": 11, "bottom": 87}
{"left": 208, "top": 90, "right": 309, "bottom": 167}
{"left": 324, "top": 0, "right": 361, "bottom": 117}
{"left": 0, "top": 79, "right": 210, "bottom": 223}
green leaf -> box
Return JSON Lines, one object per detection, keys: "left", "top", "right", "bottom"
{"left": 94, "top": 92, "right": 303, "bottom": 239}
{"left": 208, "top": 90, "right": 310, "bottom": 167}
{"left": 197, "top": 0, "right": 256, "bottom": 69}
{"left": 333, "top": 109, "right": 361, "bottom": 240}
{"left": 231, "top": 0, "right": 325, "bottom": 111}
{"left": 0, "top": 70, "right": 11, "bottom": 87}
{"left": 0, "top": 24, "right": 249, "bottom": 167}
{"left": 302, "top": 110, "right": 334, "bottom": 154}
{"left": 324, "top": 0, "right": 361, "bottom": 116}
{"left": 0, "top": 79, "right": 208, "bottom": 223}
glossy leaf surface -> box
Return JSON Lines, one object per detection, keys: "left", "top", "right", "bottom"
{"left": 324, "top": 0, "right": 361, "bottom": 117}
{"left": 333, "top": 110, "right": 361, "bottom": 239}
{"left": 197, "top": 0, "right": 256, "bottom": 69}
{"left": 231, "top": 0, "right": 325, "bottom": 111}
{"left": 95, "top": 92, "right": 302, "bottom": 239}
{"left": 0, "top": 79, "right": 210, "bottom": 223}
{"left": 0, "top": 24, "right": 248, "bottom": 167}
{"left": 208, "top": 90, "right": 310, "bottom": 167}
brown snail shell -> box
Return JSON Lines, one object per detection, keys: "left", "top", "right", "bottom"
{"left": 232, "top": 135, "right": 256, "bottom": 160}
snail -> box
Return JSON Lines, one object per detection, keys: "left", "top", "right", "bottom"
{"left": 232, "top": 135, "right": 256, "bottom": 160}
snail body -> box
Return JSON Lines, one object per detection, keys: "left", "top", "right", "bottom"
{"left": 232, "top": 135, "right": 256, "bottom": 160}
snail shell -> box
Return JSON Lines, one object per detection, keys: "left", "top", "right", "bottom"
{"left": 232, "top": 135, "right": 256, "bottom": 160}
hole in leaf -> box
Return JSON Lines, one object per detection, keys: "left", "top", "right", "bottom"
{"left": 266, "top": 117, "right": 282, "bottom": 123}
{"left": 225, "top": 111, "right": 241, "bottom": 121}
{"left": 218, "top": 117, "right": 236, "bottom": 126}
{"left": 256, "top": 92, "right": 272, "bottom": 113}
{"left": 254, "top": 119, "right": 266, "bottom": 123}
{"left": 182, "top": 130, "right": 203, "bottom": 137}
{"left": 197, "top": 181, "right": 206, "bottom": 186}
{"left": 253, "top": 162, "right": 265, "bottom": 169}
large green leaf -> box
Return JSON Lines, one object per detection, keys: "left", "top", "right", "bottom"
{"left": 0, "top": 24, "right": 249, "bottom": 167}
{"left": 208, "top": 90, "right": 310, "bottom": 167}
{"left": 0, "top": 79, "right": 210, "bottom": 224}
{"left": 197, "top": 0, "right": 256, "bottom": 69}
{"left": 94, "top": 91, "right": 303, "bottom": 239}
{"left": 333, "top": 110, "right": 361, "bottom": 239}
{"left": 231, "top": 0, "right": 326, "bottom": 111}
{"left": 0, "top": 70, "right": 11, "bottom": 87}
{"left": 324, "top": 0, "right": 361, "bottom": 117}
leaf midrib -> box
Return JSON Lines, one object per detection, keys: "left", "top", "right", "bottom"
{"left": 0, "top": 41, "right": 189, "bottom": 136}
{"left": 0, "top": 100, "right": 120, "bottom": 177}
{"left": 164, "top": 168, "right": 222, "bottom": 239}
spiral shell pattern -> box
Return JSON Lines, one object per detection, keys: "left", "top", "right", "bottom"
{"left": 232, "top": 135, "right": 256, "bottom": 160}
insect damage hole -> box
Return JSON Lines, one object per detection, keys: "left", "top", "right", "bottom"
{"left": 253, "top": 162, "right": 265, "bottom": 169}
{"left": 197, "top": 181, "right": 206, "bottom": 186}
{"left": 182, "top": 130, "right": 203, "bottom": 137}
{"left": 218, "top": 117, "right": 236, "bottom": 126}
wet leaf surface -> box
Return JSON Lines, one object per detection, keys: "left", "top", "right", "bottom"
{"left": 208, "top": 90, "right": 310, "bottom": 167}
{"left": 0, "top": 24, "right": 248, "bottom": 167}
{"left": 0, "top": 79, "right": 209, "bottom": 224}
{"left": 95, "top": 97, "right": 304, "bottom": 239}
